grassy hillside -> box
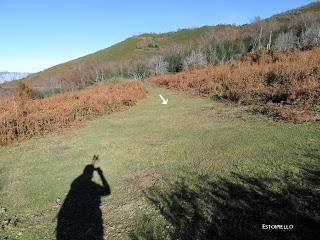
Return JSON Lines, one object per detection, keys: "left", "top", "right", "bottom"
{"left": 21, "top": 26, "right": 221, "bottom": 86}
{"left": 0, "top": 86, "right": 319, "bottom": 239}
{"left": 17, "top": 2, "right": 320, "bottom": 88}
{"left": 271, "top": 1, "right": 320, "bottom": 23}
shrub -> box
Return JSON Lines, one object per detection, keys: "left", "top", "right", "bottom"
{"left": 32, "top": 88, "right": 67, "bottom": 99}
{"left": 205, "top": 40, "right": 246, "bottom": 64}
{"left": 15, "top": 82, "right": 33, "bottom": 99}
{"left": 165, "top": 54, "right": 183, "bottom": 73}
{"left": 264, "top": 72, "right": 286, "bottom": 86}
{"left": 128, "top": 63, "right": 150, "bottom": 80}
{"left": 147, "top": 37, "right": 159, "bottom": 48}
{"left": 32, "top": 90, "right": 46, "bottom": 99}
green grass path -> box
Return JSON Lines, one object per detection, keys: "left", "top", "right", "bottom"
{"left": 0, "top": 86, "right": 319, "bottom": 239}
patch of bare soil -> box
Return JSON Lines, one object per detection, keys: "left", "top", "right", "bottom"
{"left": 129, "top": 168, "right": 163, "bottom": 190}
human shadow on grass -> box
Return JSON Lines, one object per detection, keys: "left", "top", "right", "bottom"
{"left": 56, "top": 155, "right": 111, "bottom": 240}
{"left": 129, "top": 168, "right": 320, "bottom": 240}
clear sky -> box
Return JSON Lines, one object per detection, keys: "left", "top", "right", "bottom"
{"left": 0, "top": 0, "right": 314, "bottom": 72}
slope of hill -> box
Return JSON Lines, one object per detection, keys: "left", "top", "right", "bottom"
{"left": 20, "top": 25, "right": 223, "bottom": 87}
{"left": 271, "top": 1, "right": 320, "bottom": 23}
{"left": 18, "top": 2, "right": 320, "bottom": 88}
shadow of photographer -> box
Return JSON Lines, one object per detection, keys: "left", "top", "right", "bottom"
{"left": 56, "top": 155, "right": 111, "bottom": 240}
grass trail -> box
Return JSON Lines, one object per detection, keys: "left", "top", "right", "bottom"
{"left": 0, "top": 85, "right": 319, "bottom": 239}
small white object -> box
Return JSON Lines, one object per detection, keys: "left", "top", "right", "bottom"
{"left": 159, "top": 94, "right": 168, "bottom": 105}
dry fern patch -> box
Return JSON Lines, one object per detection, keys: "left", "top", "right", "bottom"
{"left": 0, "top": 80, "right": 147, "bottom": 145}
{"left": 148, "top": 47, "right": 320, "bottom": 122}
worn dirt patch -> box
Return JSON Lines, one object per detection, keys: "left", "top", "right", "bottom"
{"left": 128, "top": 168, "right": 163, "bottom": 190}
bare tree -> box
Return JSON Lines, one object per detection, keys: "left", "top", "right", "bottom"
{"left": 267, "top": 32, "right": 273, "bottom": 51}
{"left": 74, "top": 63, "right": 91, "bottom": 85}
{"left": 203, "top": 26, "right": 239, "bottom": 46}
{"left": 183, "top": 49, "right": 207, "bottom": 70}
{"left": 299, "top": 24, "right": 320, "bottom": 49}
{"left": 243, "top": 16, "right": 279, "bottom": 51}
{"left": 90, "top": 60, "right": 108, "bottom": 83}
{"left": 249, "top": 17, "right": 262, "bottom": 34}
{"left": 148, "top": 55, "right": 168, "bottom": 75}
{"left": 257, "top": 26, "right": 263, "bottom": 50}
{"left": 264, "top": 19, "right": 281, "bottom": 34}
{"left": 164, "top": 42, "right": 186, "bottom": 55}
{"left": 275, "top": 31, "right": 298, "bottom": 51}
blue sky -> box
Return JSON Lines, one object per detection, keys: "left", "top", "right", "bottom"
{"left": 0, "top": 0, "right": 314, "bottom": 72}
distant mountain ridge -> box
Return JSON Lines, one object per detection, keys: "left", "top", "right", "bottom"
{"left": 0, "top": 71, "right": 32, "bottom": 83}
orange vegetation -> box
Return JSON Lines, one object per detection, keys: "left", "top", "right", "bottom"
{"left": 148, "top": 47, "right": 320, "bottom": 121}
{"left": 0, "top": 80, "right": 147, "bottom": 145}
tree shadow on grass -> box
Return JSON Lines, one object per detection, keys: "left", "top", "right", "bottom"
{"left": 303, "top": 147, "right": 320, "bottom": 162}
{"left": 129, "top": 169, "right": 320, "bottom": 240}
{"left": 56, "top": 155, "right": 111, "bottom": 240}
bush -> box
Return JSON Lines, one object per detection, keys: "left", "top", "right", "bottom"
{"left": 32, "top": 90, "right": 46, "bottom": 99}
{"left": 32, "top": 88, "right": 67, "bottom": 99}
{"left": 165, "top": 54, "right": 183, "bottom": 73}
{"left": 264, "top": 72, "right": 286, "bottom": 86}
{"left": 205, "top": 40, "right": 246, "bottom": 64}
{"left": 147, "top": 37, "right": 159, "bottom": 48}
{"left": 128, "top": 63, "right": 151, "bottom": 80}
{"left": 15, "top": 82, "right": 33, "bottom": 99}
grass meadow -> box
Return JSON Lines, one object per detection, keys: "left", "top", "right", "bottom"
{"left": 0, "top": 86, "right": 319, "bottom": 239}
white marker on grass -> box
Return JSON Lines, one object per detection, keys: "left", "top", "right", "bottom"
{"left": 159, "top": 94, "right": 168, "bottom": 105}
